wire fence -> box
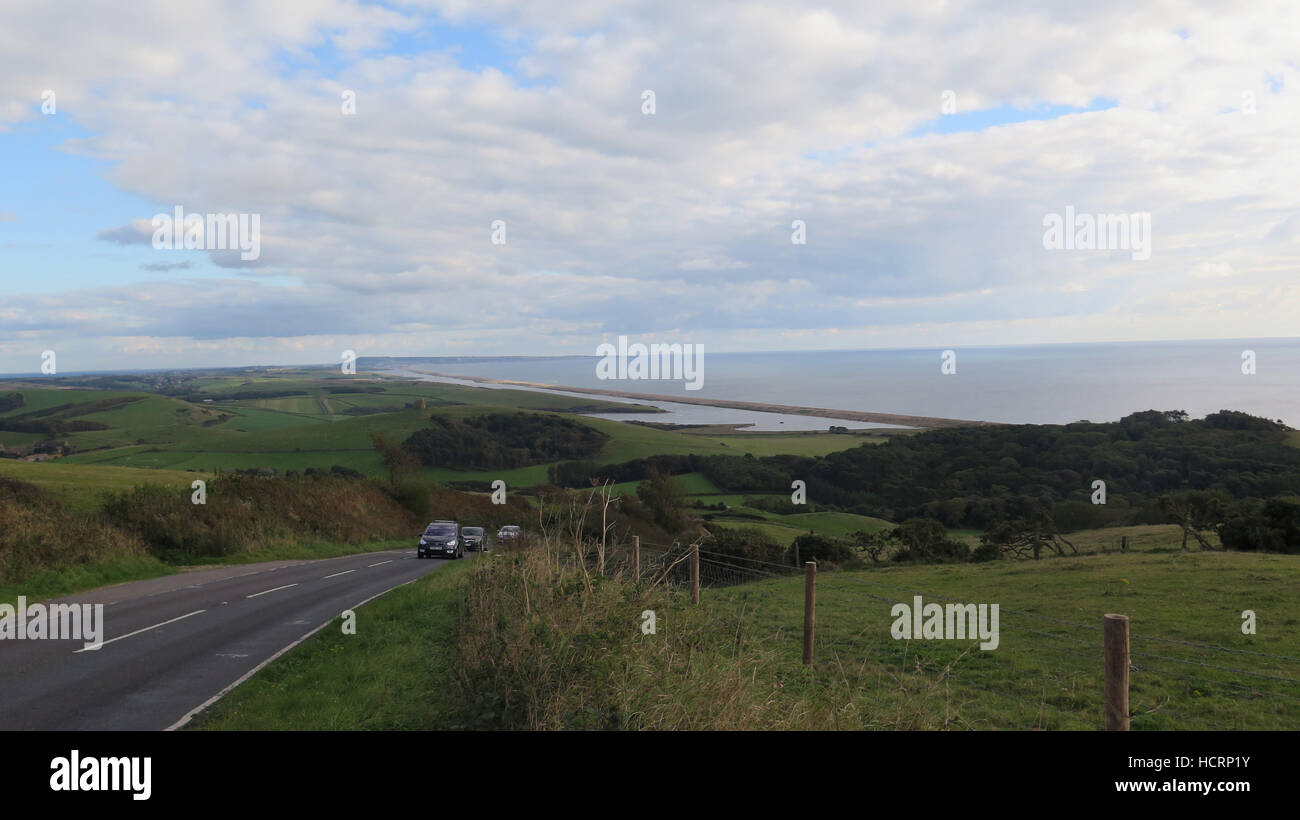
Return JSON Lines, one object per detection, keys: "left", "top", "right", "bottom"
{"left": 557, "top": 535, "right": 1299, "bottom": 730}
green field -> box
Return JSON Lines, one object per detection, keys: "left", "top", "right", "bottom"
{"left": 0, "top": 460, "right": 207, "bottom": 512}
{"left": 709, "top": 549, "right": 1300, "bottom": 730}
{"left": 2, "top": 377, "right": 872, "bottom": 499}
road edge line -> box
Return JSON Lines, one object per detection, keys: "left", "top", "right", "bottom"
{"left": 163, "top": 576, "right": 424, "bottom": 731}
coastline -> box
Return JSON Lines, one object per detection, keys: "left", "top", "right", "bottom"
{"left": 406, "top": 369, "right": 990, "bottom": 429}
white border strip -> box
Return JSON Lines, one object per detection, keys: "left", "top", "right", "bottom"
{"left": 164, "top": 577, "right": 424, "bottom": 731}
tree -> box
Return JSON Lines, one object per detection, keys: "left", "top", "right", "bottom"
{"left": 371, "top": 432, "right": 419, "bottom": 483}
{"left": 891, "top": 517, "right": 971, "bottom": 563}
{"left": 980, "top": 514, "right": 1076, "bottom": 560}
{"left": 636, "top": 470, "right": 688, "bottom": 534}
{"left": 849, "top": 529, "right": 893, "bottom": 563}
{"left": 1158, "top": 489, "right": 1229, "bottom": 550}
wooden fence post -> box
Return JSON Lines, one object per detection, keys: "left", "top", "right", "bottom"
{"left": 633, "top": 535, "right": 640, "bottom": 580}
{"left": 803, "top": 561, "right": 816, "bottom": 666}
{"left": 1104, "top": 613, "right": 1130, "bottom": 731}
{"left": 690, "top": 543, "right": 700, "bottom": 604}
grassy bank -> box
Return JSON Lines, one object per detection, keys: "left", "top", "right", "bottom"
{"left": 0, "top": 554, "right": 175, "bottom": 609}
{"left": 0, "top": 469, "right": 476, "bottom": 605}
{"left": 192, "top": 557, "right": 475, "bottom": 730}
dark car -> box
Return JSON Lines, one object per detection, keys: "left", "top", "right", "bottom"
{"left": 461, "top": 526, "right": 487, "bottom": 551}
{"left": 417, "top": 520, "right": 461, "bottom": 559}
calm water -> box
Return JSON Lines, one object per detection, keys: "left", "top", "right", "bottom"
{"left": 387, "top": 370, "right": 903, "bottom": 431}
{"left": 395, "top": 338, "right": 1300, "bottom": 427}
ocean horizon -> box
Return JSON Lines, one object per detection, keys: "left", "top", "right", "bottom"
{"left": 389, "top": 337, "right": 1300, "bottom": 428}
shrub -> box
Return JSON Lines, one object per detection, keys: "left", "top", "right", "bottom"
{"left": 702, "top": 526, "right": 785, "bottom": 565}
{"left": 390, "top": 479, "right": 431, "bottom": 521}
{"left": 786, "top": 533, "right": 856, "bottom": 566}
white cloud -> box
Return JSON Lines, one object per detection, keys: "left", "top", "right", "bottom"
{"left": 2, "top": 1, "right": 1300, "bottom": 369}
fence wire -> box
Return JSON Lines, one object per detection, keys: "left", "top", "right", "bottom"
{"left": 549, "top": 537, "right": 1299, "bottom": 729}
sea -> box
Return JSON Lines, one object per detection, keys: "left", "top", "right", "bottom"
{"left": 388, "top": 338, "right": 1300, "bottom": 431}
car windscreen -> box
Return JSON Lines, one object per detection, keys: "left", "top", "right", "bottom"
{"left": 463, "top": 528, "right": 483, "bottom": 535}
{"left": 425, "top": 524, "right": 456, "bottom": 536}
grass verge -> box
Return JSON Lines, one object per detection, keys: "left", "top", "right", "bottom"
{"left": 192, "top": 557, "right": 474, "bottom": 730}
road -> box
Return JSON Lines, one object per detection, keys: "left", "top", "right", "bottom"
{"left": 0, "top": 547, "right": 461, "bottom": 730}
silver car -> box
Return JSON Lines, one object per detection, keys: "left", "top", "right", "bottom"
{"left": 496, "top": 525, "right": 521, "bottom": 543}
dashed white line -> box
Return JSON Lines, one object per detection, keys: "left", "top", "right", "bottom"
{"left": 323, "top": 570, "right": 356, "bottom": 579}
{"left": 74, "top": 610, "right": 206, "bottom": 653}
{"left": 367, "top": 560, "right": 392, "bottom": 567}
{"left": 246, "top": 584, "right": 298, "bottom": 599}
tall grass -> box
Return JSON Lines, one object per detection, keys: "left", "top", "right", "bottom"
{"left": 99, "top": 474, "right": 421, "bottom": 562}
{"left": 0, "top": 479, "right": 149, "bottom": 583}
{"left": 452, "top": 537, "right": 985, "bottom": 729}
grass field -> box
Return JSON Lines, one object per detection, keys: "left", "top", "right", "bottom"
{"left": 707, "top": 548, "right": 1299, "bottom": 730}
{"left": 2, "top": 377, "right": 871, "bottom": 496}
{"left": 0, "top": 460, "right": 207, "bottom": 512}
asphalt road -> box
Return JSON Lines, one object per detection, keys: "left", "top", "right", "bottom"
{"left": 0, "top": 547, "right": 464, "bottom": 730}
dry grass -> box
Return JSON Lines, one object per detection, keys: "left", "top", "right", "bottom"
{"left": 452, "top": 538, "right": 1006, "bottom": 730}
{"left": 0, "top": 478, "right": 149, "bottom": 583}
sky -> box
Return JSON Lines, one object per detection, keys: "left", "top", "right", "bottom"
{"left": 1, "top": 0, "right": 1298, "bottom": 373}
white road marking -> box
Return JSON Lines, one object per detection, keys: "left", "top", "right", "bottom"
{"left": 367, "top": 560, "right": 392, "bottom": 567}
{"left": 74, "top": 609, "right": 206, "bottom": 653}
{"left": 324, "top": 570, "right": 355, "bottom": 579}
{"left": 246, "top": 584, "right": 297, "bottom": 599}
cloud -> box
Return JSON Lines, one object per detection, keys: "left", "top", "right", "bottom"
{"left": 140, "top": 260, "right": 192, "bottom": 272}
{"left": 96, "top": 219, "right": 155, "bottom": 245}
{"left": 0, "top": 211, "right": 17, "bottom": 222}
{"left": 679, "top": 257, "right": 750, "bottom": 271}
{"left": 3, "top": 1, "right": 1300, "bottom": 370}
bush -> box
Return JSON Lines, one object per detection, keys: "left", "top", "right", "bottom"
{"left": 390, "top": 479, "right": 431, "bottom": 521}
{"left": 702, "top": 526, "right": 785, "bottom": 565}
{"left": 1220, "top": 497, "right": 1300, "bottom": 554}
{"left": 786, "top": 533, "right": 856, "bottom": 566}
{"left": 894, "top": 539, "right": 971, "bottom": 564}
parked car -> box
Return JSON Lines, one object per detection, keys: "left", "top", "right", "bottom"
{"left": 418, "top": 520, "right": 461, "bottom": 559}
{"left": 461, "top": 526, "right": 487, "bottom": 551}
{"left": 496, "top": 525, "right": 521, "bottom": 543}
